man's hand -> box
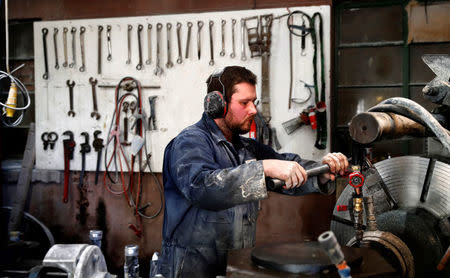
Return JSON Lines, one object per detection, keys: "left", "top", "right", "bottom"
{"left": 319, "top": 152, "right": 349, "bottom": 184}
{"left": 262, "top": 160, "right": 307, "bottom": 189}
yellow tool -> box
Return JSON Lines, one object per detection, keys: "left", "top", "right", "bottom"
{"left": 5, "top": 81, "right": 17, "bottom": 117}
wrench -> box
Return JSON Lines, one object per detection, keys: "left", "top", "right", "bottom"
{"left": 154, "top": 23, "right": 163, "bottom": 76}
{"left": 185, "top": 22, "right": 193, "bottom": 59}
{"left": 53, "top": 28, "right": 59, "bottom": 69}
{"left": 136, "top": 24, "right": 143, "bottom": 70}
{"left": 62, "top": 131, "right": 76, "bottom": 203}
{"left": 176, "top": 22, "right": 182, "bottom": 64}
{"left": 126, "top": 24, "right": 132, "bottom": 64}
{"left": 79, "top": 132, "right": 91, "bottom": 188}
{"left": 197, "top": 21, "right": 204, "bottom": 60}
{"left": 63, "top": 27, "right": 68, "bottom": 67}
{"left": 240, "top": 19, "right": 247, "bottom": 61}
{"left": 230, "top": 19, "right": 236, "bottom": 58}
{"left": 93, "top": 130, "right": 104, "bottom": 185}
{"left": 42, "top": 28, "right": 49, "bottom": 79}
{"left": 66, "top": 80, "right": 76, "bottom": 117}
{"left": 89, "top": 77, "right": 100, "bottom": 120}
{"left": 208, "top": 21, "right": 214, "bottom": 66}
{"left": 98, "top": 25, "right": 103, "bottom": 74}
{"left": 79, "top": 26, "right": 86, "bottom": 72}
{"left": 106, "top": 25, "right": 112, "bottom": 61}
{"left": 166, "top": 23, "right": 173, "bottom": 68}
{"left": 69, "top": 27, "right": 76, "bottom": 68}
{"left": 145, "top": 24, "right": 152, "bottom": 65}
{"left": 220, "top": 20, "right": 226, "bottom": 56}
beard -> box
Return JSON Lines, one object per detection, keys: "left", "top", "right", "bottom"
{"left": 225, "top": 115, "right": 255, "bottom": 134}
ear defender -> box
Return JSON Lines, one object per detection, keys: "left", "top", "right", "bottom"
{"left": 204, "top": 91, "right": 227, "bottom": 119}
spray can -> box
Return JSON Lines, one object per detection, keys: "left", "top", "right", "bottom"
{"left": 124, "top": 244, "right": 139, "bottom": 278}
{"left": 89, "top": 230, "right": 103, "bottom": 248}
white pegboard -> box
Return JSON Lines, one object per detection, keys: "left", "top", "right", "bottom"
{"left": 34, "top": 5, "right": 331, "bottom": 172}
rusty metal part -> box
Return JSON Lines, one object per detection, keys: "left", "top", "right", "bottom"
{"left": 349, "top": 112, "right": 427, "bottom": 144}
{"left": 347, "top": 231, "right": 414, "bottom": 278}
{"left": 251, "top": 241, "right": 362, "bottom": 274}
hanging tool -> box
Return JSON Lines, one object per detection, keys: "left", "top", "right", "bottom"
{"left": 93, "top": 130, "right": 104, "bottom": 185}
{"left": 69, "top": 27, "right": 76, "bottom": 68}
{"left": 106, "top": 25, "right": 112, "bottom": 61}
{"left": 66, "top": 80, "right": 76, "bottom": 117}
{"left": 148, "top": 96, "right": 157, "bottom": 131}
{"left": 220, "top": 20, "right": 226, "bottom": 56}
{"left": 136, "top": 24, "right": 143, "bottom": 70}
{"left": 79, "top": 132, "right": 91, "bottom": 188}
{"left": 98, "top": 25, "right": 103, "bottom": 75}
{"left": 197, "top": 21, "right": 204, "bottom": 60}
{"left": 126, "top": 25, "right": 132, "bottom": 65}
{"left": 89, "top": 77, "right": 100, "bottom": 120}
{"left": 208, "top": 20, "right": 214, "bottom": 66}
{"left": 79, "top": 26, "right": 86, "bottom": 72}
{"left": 230, "top": 19, "right": 236, "bottom": 58}
{"left": 243, "top": 16, "right": 260, "bottom": 57}
{"left": 176, "top": 22, "right": 182, "bottom": 64}
{"left": 146, "top": 24, "right": 152, "bottom": 65}
{"left": 166, "top": 23, "right": 173, "bottom": 68}
{"left": 122, "top": 102, "right": 131, "bottom": 146}
{"left": 154, "top": 23, "right": 163, "bottom": 76}
{"left": 53, "top": 28, "right": 59, "bottom": 69}
{"left": 42, "top": 28, "right": 49, "bottom": 79}
{"left": 185, "top": 22, "right": 193, "bottom": 59}
{"left": 62, "top": 131, "right": 76, "bottom": 203}
{"left": 63, "top": 27, "right": 68, "bottom": 67}
{"left": 240, "top": 19, "right": 247, "bottom": 61}
{"left": 41, "top": 132, "right": 58, "bottom": 150}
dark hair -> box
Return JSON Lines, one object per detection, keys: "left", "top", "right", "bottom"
{"left": 206, "top": 66, "right": 257, "bottom": 102}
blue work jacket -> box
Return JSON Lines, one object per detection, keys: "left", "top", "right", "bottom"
{"left": 157, "top": 113, "right": 331, "bottom": 278}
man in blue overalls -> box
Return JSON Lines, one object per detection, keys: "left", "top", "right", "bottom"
{"left": 157, "top": 66, "right": 348, "bottom": 278}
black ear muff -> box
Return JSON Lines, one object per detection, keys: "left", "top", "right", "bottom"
{"left": 204, "top": 91, "right": 227, "bottom": 119}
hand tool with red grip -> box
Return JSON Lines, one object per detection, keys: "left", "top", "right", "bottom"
{"left": 62, "top": 131, "right": 75, "bottom": 203}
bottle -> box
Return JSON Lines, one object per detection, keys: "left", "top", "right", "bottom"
{"left": 89, "top": 230, "right": 103, "bottom": 248}
{"left": 149, "top": 252, "right": 159, "bottom": 278}
{"left": 124, "top": 244, "right": 139, "bottom": 278}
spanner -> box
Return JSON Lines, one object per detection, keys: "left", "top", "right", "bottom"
{"left": 62, "top": 131, "right": 76, "bottom": 203}
{"left": 106, "top": 25, "right": 112, "bottom": 61}
{"left": 66, "top": 80, "right": 76, "bottom": 117}
{"left": 79, "top": 132, "right": 91, "bottom": 188}
{"left": 93, "top": 130, "right": 104, "bottom": 185}
{"left": 185, "top": 22, "right": 193, "bottom": 59}
{"left": 176, "top": 22, "right": 182, "bottom": 64}
{"left": 136, "top": 24, "right": 143, "bottom": 70}
{"left": 230, "top": 19, "right": 236, "bottom": 58}
{"left": 197, "top": 21, "right": 204, "bottom": 60}
{"left": 220, "top": 20, "right": 226, "bottom": 56}
{"left": 79, "top": 26, "right": 86, "bottom": 72}
{"left": 145, "top": 24, "right": 152, "bottom": 65}
{"left": 98, "top": 25, "right": 103, "bottom": 74}
{"left": 240, "top": 19, "right": 247, "bottom": 61}
{"left": 42, "top": 28, "right": 49, "bottom": 79}
{"left": 154, "top": 23, "right": 163, "bottom": 76}
{"left": 63, "top": 27, "right": 68, "bottom": 67}
{"left": 166, "top": 23, "right": 173, "bottom": 68}
{"left": 53, "top": 28, "right": 59, "bottom": 69}
{"left": 208, "top": 21, "right": 214, "bottom": 66}
{"left": 126, "top": 24, "right": 132, "bottom": 64}
{"left": 69, "top": 27, "right": 76, "bottom": 68}
{"left": 89, "top": 77, "right": 100, "bottom": 120}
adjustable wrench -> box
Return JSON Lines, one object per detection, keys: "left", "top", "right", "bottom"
{"left": 79, "top": 26, "right": 86, "bottom": 72}
{"left": 98, "top": 25, "right": 103, "bottom": 74}
{"left": 63, "top": 27, "right": 68, "bottom": 67}
{"left": 89, "top": 77, "right": 100, "bottom": 120}
{"left": 126, "top": 25, "right": 132, "bottom": 64}
{"left": 220, "top": 20, "right": 226, "bottom": 56}
{"left": 154, "top": 23, "right": 163, "bottom": 76}
{"left": 62, "top": 131, "right": 76, "bottom": 203}
{"left": 146, "top": 24, "right": 152, "bottom": 65}
{"left": 42, "top": 28, "right": 49, "bottom": 79}
{"left": 93, "top": 130, "right": 104, "bottom": 185}
{"left": 176, "top": 22, "right": 182, "bottom": 64}
{"left": 79, "top": 132, "right": 91, "bottom": 188}
{"left": 185, "top": 22, "right": 193, "bottom": 59}
{"left": 166, "top": 23, "right": 173, "bottom": 68}
{"left": 106, "top": 25, "right": 112, "bottom": 61}
{"left": 136, "top": 24, "right": 143, "bottom": 70}
{"left": 197, "top": 21, "right": 204, "bottom": 60}
{"left": 208, "top": 21, "right": 214, "bottom": 66}
{"left": 240, "top": 19, "right": 247, "bottom": 61}
{"left": 69, "top": 27, "right": 76, "bottom": 68}
{"left": 53, "top": 28, "right": 60, "bottom": 69}
{"left": 230, "top": 19, "right": 236, "bottom": 58}
{"left": 121, "top": 102, "right": 131, "bottom": 146}
{"left": 66, "top": 80, "right": 76, "bottom": 117}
